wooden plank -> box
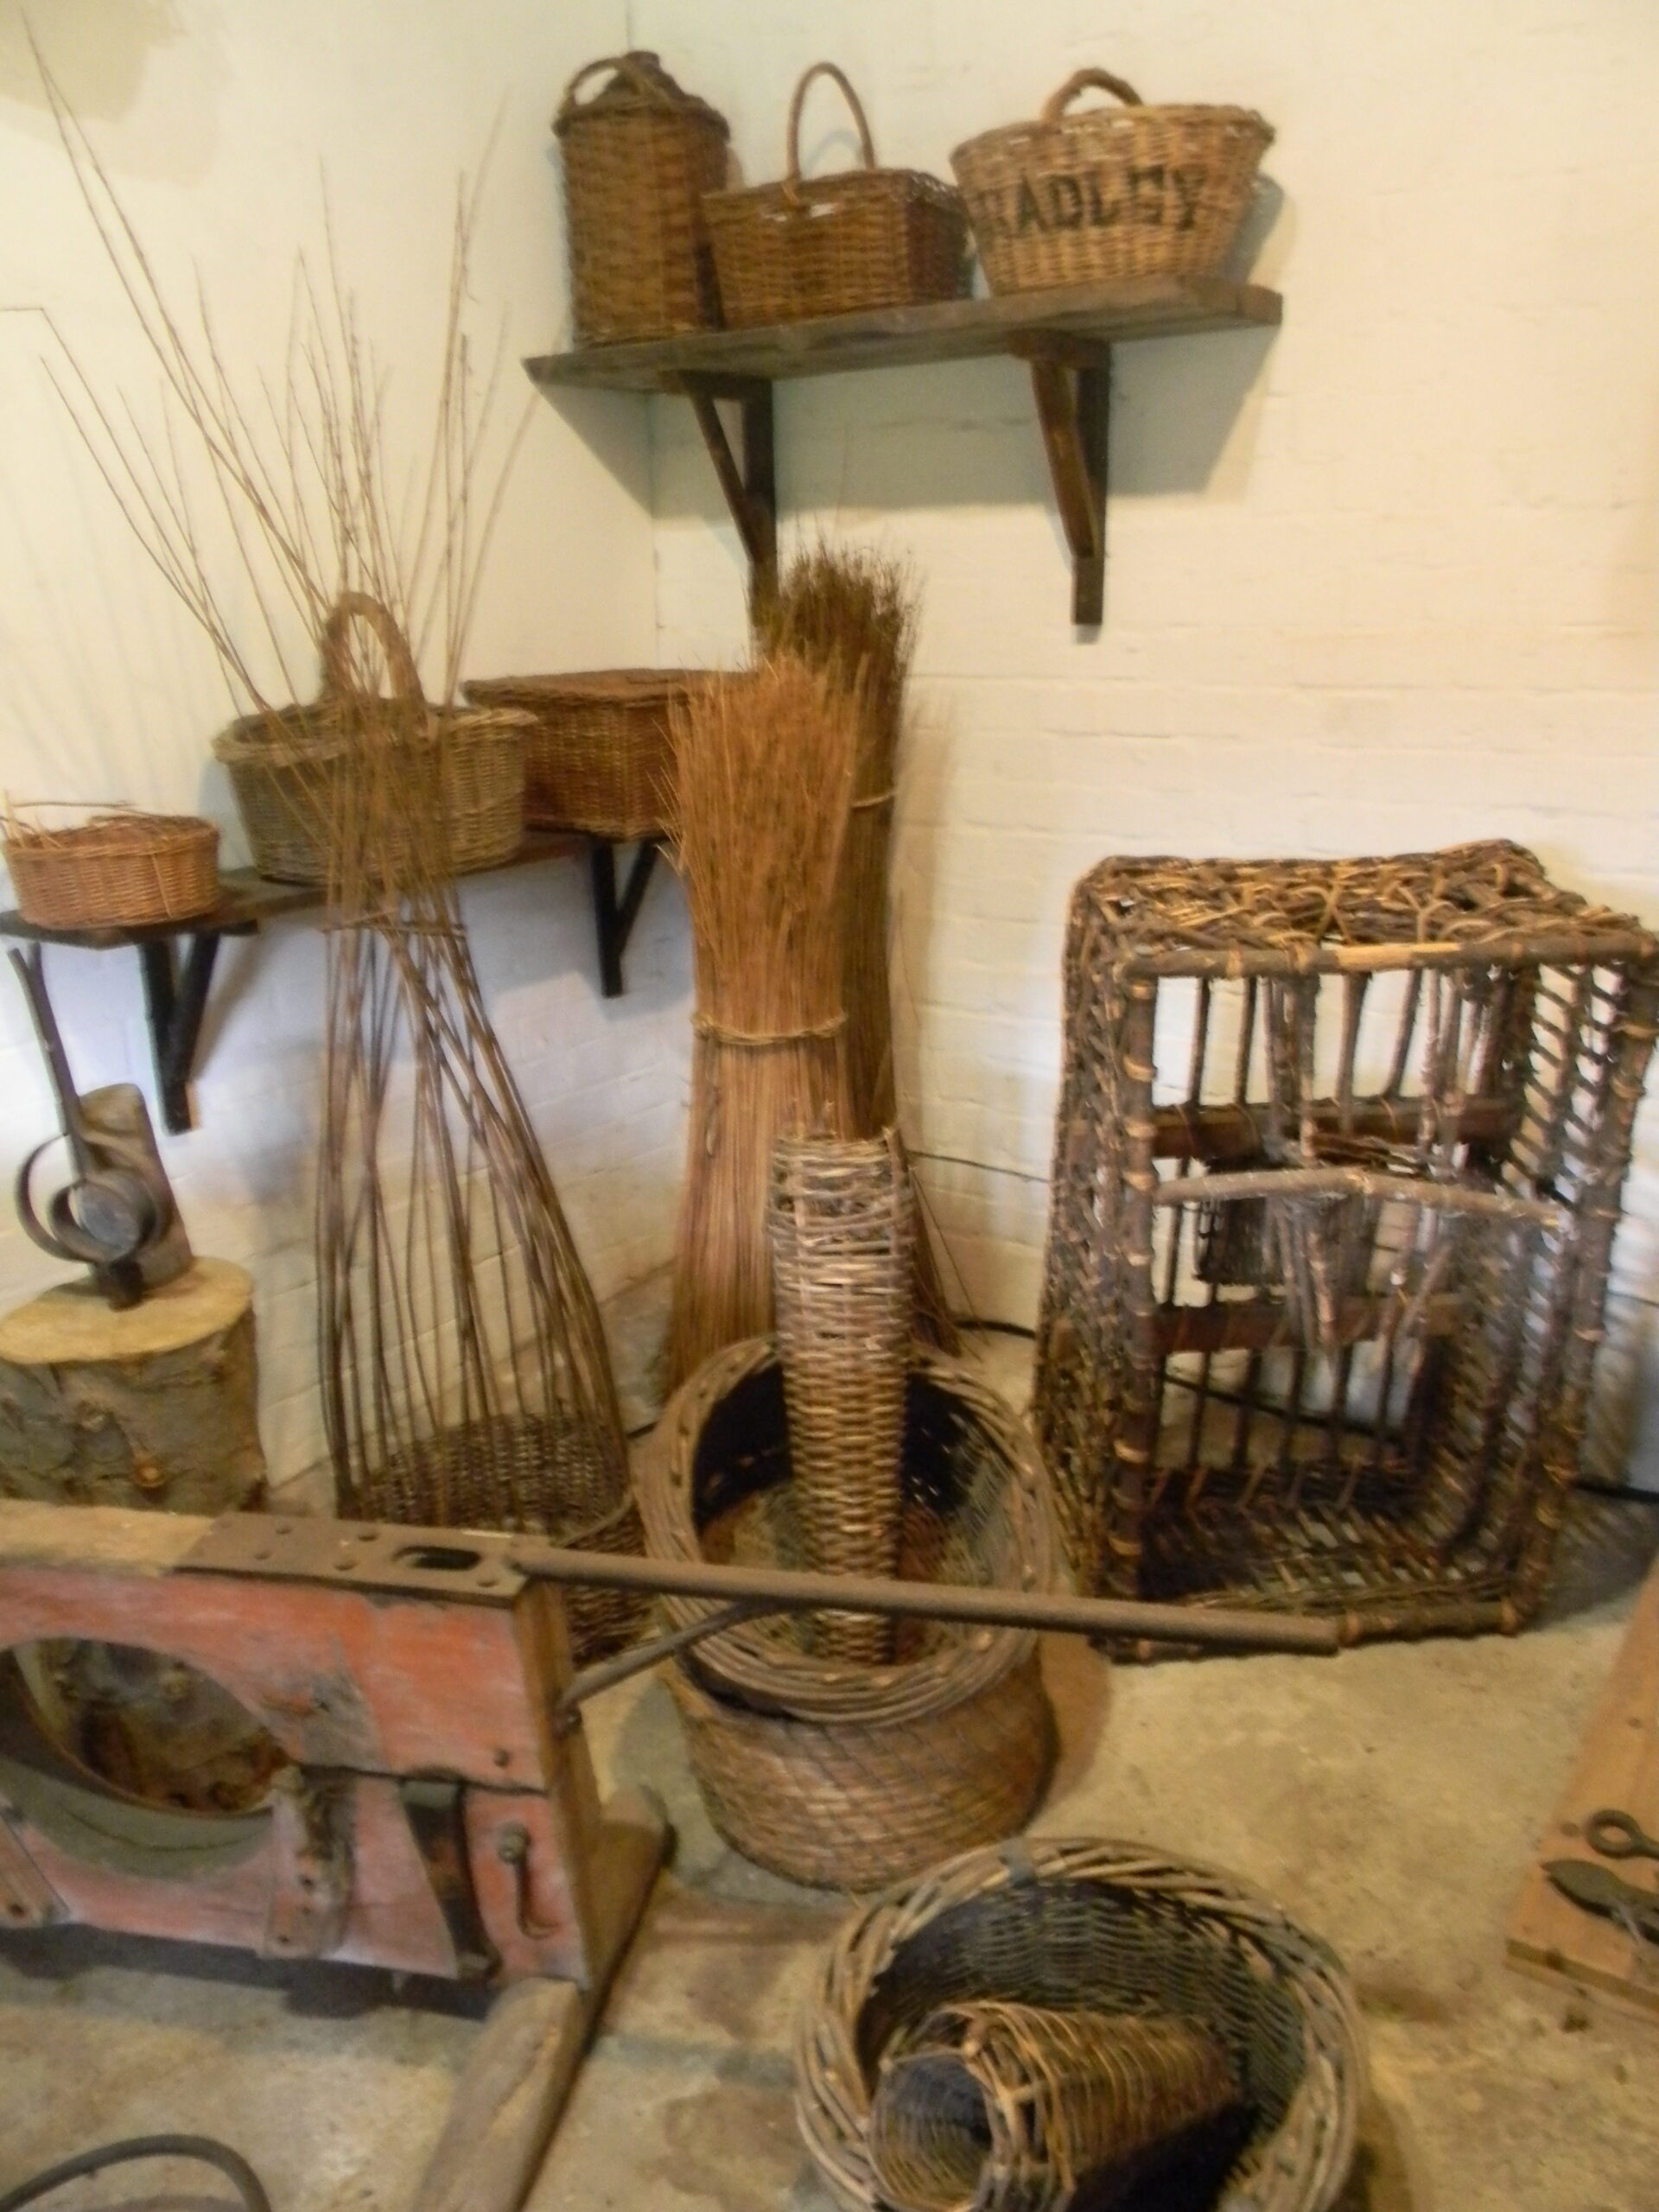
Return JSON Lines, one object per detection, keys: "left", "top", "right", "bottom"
{"left": 1506, "top": 1552, "right": 1659, "bottom": 2019}
{"left": 525, "top": 276, "right": 1281, "bottom": 396}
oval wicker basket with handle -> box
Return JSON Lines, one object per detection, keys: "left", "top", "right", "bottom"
{"left": 950, "top": 67, "right": 1274, "bottom": 292}
{"left": 796, "top": 1837, "right": 1365, "bottom": 2212}
{"left": 214, "top": 594, "right": 528, "bottom": 885}
{"left": 556, "top": 51, "right": 730, "bottom": 345}
{"left": 704, "top": 62, "right": 969, "bottom": 327}
{"left": 3, "top": 804, "right": 219, "bottom": 931}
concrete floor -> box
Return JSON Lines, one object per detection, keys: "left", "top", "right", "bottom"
{"left": 3, "top": 1336, "right": 1657, "bottom": 2211}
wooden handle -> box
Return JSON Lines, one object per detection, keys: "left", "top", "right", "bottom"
{"left": 556, "top": 51, "right": 677, "bottom": 129}
{"left": 786, "top": 60, "right": 877, "bottom": 183}
{"left": 317, "top": 592, "right": 423, "bottom": 703}
{"left": 1040, "top": 66, "right": 1142, "bottom": 123}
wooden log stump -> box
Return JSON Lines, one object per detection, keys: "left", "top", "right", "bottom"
{"left": 0, "top": 1258, "right": 266, "bottom": 1513}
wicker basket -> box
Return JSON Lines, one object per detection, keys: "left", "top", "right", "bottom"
{"left": 769, "top": 1133, "right": 915, "bottom": 1664}
{"left": 796, "top": 1838, "right": 1366, "bottom": 2212}
{"left": 461, "top": 670, "right": 717, "bottom": 841}
{"left": 349, "top": 1412, "right": 646, "bottom": 1664}
{"left": 637, "top": 1338, "right": 1055, "bottom": 1726}
{"left": 704, "top": 63, "right": 968, "bottom": 328}
{"left": 950, "top": 67, "right": 1274, "bottom": 292}
{"left": 555, "top": 52, "right": 729, "bottom": 345}
{"left": 215, "top": 596, "right": 528, "bottom": 885}
{"left": 4, "top": 805, "right": 219, "bottom": 930}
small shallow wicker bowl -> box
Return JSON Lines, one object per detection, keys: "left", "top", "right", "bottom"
{"left": 797, "top": 1836, "right": 1365, "bottom": 2212}
{"left": 4, "top": 807, "right": 219, "bottom": 930}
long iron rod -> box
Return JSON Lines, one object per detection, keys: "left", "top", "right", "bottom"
{"left": 508, "top": 1541, "right": 1341, "bottom": 1656}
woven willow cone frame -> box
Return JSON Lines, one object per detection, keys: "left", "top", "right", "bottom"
{"left": 769, "top": 1131, "right": 915, "bottom": 1664}
{"left": 868, "top": 2002, "right": 1243, "bottom": 2212}
{"left": 664, "top": 657, "right": 857, "bottom": 1389}
{"left": 753, "top": 544, "right": 958, "bottom": 1349}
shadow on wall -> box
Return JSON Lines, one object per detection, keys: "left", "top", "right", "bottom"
{"left": 0, "top": 3, "right": 222, "bottom": 185}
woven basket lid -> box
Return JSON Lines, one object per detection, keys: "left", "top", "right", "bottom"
{"left": 556, "top": 51, "right": 728, "bottom": 138}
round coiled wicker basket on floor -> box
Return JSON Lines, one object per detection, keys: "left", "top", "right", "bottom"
{"left": 796, "top": 1837, "right": 1365, "bottom": 2212}
{"left": 639, "top": 1336, "right": 1058, "bottom": 1887}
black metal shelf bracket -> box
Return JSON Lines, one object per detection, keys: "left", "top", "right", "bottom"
{"left": 677, "top": 374, "right": 778, "bottom": 603}
{"left": 588, "top": 838, "right": 662, "bottom": 999}
{"left": 1018, "top": 338, "right": 1112, "bottom": 627}
{"left": 137, "top": 925, "right": 252, "bottom": 1135}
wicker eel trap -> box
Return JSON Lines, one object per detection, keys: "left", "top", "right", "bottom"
{"left": 1033, "top": 841, "right": 1659, "bottom": 1644}
{"left": 797, "top": 1837, "right": 1365, "bottom": 2212}
{"left": 637, "top": 1338, "right": 1057, "bottom": 1888}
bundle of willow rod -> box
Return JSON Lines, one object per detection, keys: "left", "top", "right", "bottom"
{"left": 664, "top": 657, "right": 856, "bottom": 1389}
{"left": 754, "top": 547, "right": 957, "bottom": 1346}
{"left": 40, "top": 72, "right": 644, "bottom": 1655}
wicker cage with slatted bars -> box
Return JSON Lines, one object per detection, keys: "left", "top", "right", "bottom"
{"left": 1033, "top": 842, "right": 1659, "bottom": 1643}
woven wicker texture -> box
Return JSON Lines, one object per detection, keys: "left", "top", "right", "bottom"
{"left": 636, "top": 1337, "right": 1055, "bottom": 1726}
{"left": 868, "top": 2002, "right": 1242, "bottom": 2212}
{"left": 215, "top": 597, "right": 527, "bottom": 885}
{"left": 951, "top": 67, "right": 1273, "bottom": 294}
{"left": 4, "top": 807, "right": 218, "bottom": 930}
{"left": 796, "top": 1838, "right": 1365, "bottom": 2212}
{"left": 555, "top": 52, "right": 729, "bottom": 345}
{"left": 462, "top": 669, "right": 718, "bottom": 840}
{"left": 705, "top": 63, "right": 968, "bottom": 328}
{"left": 770, "top": 1132, "right": 914, "bottom": 1663}
{"left": 1032, "top": 842, "right": 1659, "bottom": 1643}
{"left": 669, "top": 1644, "right": 1051, "bottom": 1891}
{"left": 354, "top": 1414, "right": 645, "bottom": 1662}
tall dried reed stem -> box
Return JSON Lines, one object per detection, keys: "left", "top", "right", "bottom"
{"left": 754, "top": 546, "right": 957, "bottom": 1345}
{"left": 664, "top": 657, "right": 857, "bottom": 1388}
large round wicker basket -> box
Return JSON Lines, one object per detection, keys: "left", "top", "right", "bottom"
{"left": 637, "top": 1338, "right": 1056, "bottom": 1726}
{"left": 797, "top": 1838, "right": 1365, "bottom": 2212}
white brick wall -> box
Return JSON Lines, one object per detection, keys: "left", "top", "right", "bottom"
{"left": 634, "top": 0, "right": 1659, "bottom": 1480}
{"left": 0, "top": 3, "right": 686, "bottom": 1491}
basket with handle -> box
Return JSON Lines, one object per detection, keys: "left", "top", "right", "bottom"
{"left": 704, "top": 61, "right": 969, "bottom": 328}
{"left": 214, "top": 594, "right": 527, "bottom": 886}
{"left": 950, "top": 67, "right": 1274, "bottom": 293}
{"left": 555, "top": 51, "right": 730, "bottom": 345}
{"left": 3, "top": 804, "right": 219, "bottom": 931}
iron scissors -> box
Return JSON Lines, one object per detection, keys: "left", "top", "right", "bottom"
{"left": 1585, "top": 1806, "right": 1659, "bottom": 1865}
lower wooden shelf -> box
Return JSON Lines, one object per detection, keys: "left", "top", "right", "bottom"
{"left": 0, "top": 830, "right": 665, "bottom": 1135}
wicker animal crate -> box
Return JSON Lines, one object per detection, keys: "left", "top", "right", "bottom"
{"left": 461, "top": 670, "right": 716, "bottom": 841}
{"left": 4, "top": 806, "right": 219, "bottom": 930}
{"left": 796, "top": 1837, "right": 1365, "bottom": 2212}
{"left": 1033, "top": 842, "right": 1659, "bottom": 1643}
{"left": 638, "top": 1337, "right": 1056, "bottom": 1885}
{"left": 216, "top": 596, "right": 528, "bottom": 884}
{"left": 705, "top": 62, "right": 968, "bottom": 328}
{"left": 555, "top": 51, "right": 729, "bottom": 345}
{"left": 951, "top": 67, "right": 1273, "bottom": 293}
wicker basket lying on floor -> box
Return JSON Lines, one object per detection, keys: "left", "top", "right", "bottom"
{"left": 4, "top": 805, "right": 219, "bottom": 929}
{"left": 461, "top": 670, "right": 717, "bottom": 841}
{"left": 638, "top": 1336, "right": 1056, "bottom": 1885}
{"left": 555, "top": 51, "right": 729, "bottom": 344}
{"left": 349, "top": 1413, "right": 646, "bottom": 1663}
{"left": 1033, "top": 842, "right": 1659, "bottom": 1643}
{"left": 796, "top": 1837, "right": 1365, "bottom": 2212}
{"left": 705, "top": 62, "right": 968, "bottom": 327}
{"left": 951, "top": 67, "right": 1273, "bottom": 293}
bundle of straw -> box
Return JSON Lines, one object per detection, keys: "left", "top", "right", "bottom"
{"left": 754, "top": 548, "right": 957, "bottom": 1347}
{"left": 665, "top": 657, "right": 856, "bottom": 1389}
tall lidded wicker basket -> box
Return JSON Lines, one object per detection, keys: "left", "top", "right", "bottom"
{"left": 555, "top": 52, "right": 729, "bottom": 345}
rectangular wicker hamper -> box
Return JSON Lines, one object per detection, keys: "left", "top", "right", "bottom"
{"left": 1032, "top": 842, "right": 1659, "bottom": 1643}
{"left": 461, "top": 671, "right": 718, "bottom": 842}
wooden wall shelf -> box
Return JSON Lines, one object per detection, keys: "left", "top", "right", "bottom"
{"left": 0, "top": 830, "right": 664, "bottom": 1135}
{"left": 526, "top": 275, "right": 1281, "bottom": 626}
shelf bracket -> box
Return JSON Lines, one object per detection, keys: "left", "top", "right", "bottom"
{"left": 677, "top": 374, "right": 778, "bottom": 605}
{"left": 137, "top": 928, "right": 247, "bottom": 1135}
{"left": 588, "top": 839, "right": 661, "bottom": 1000}
{"left": 1017, "top": 339, "right": 1112, "bottom": 628}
